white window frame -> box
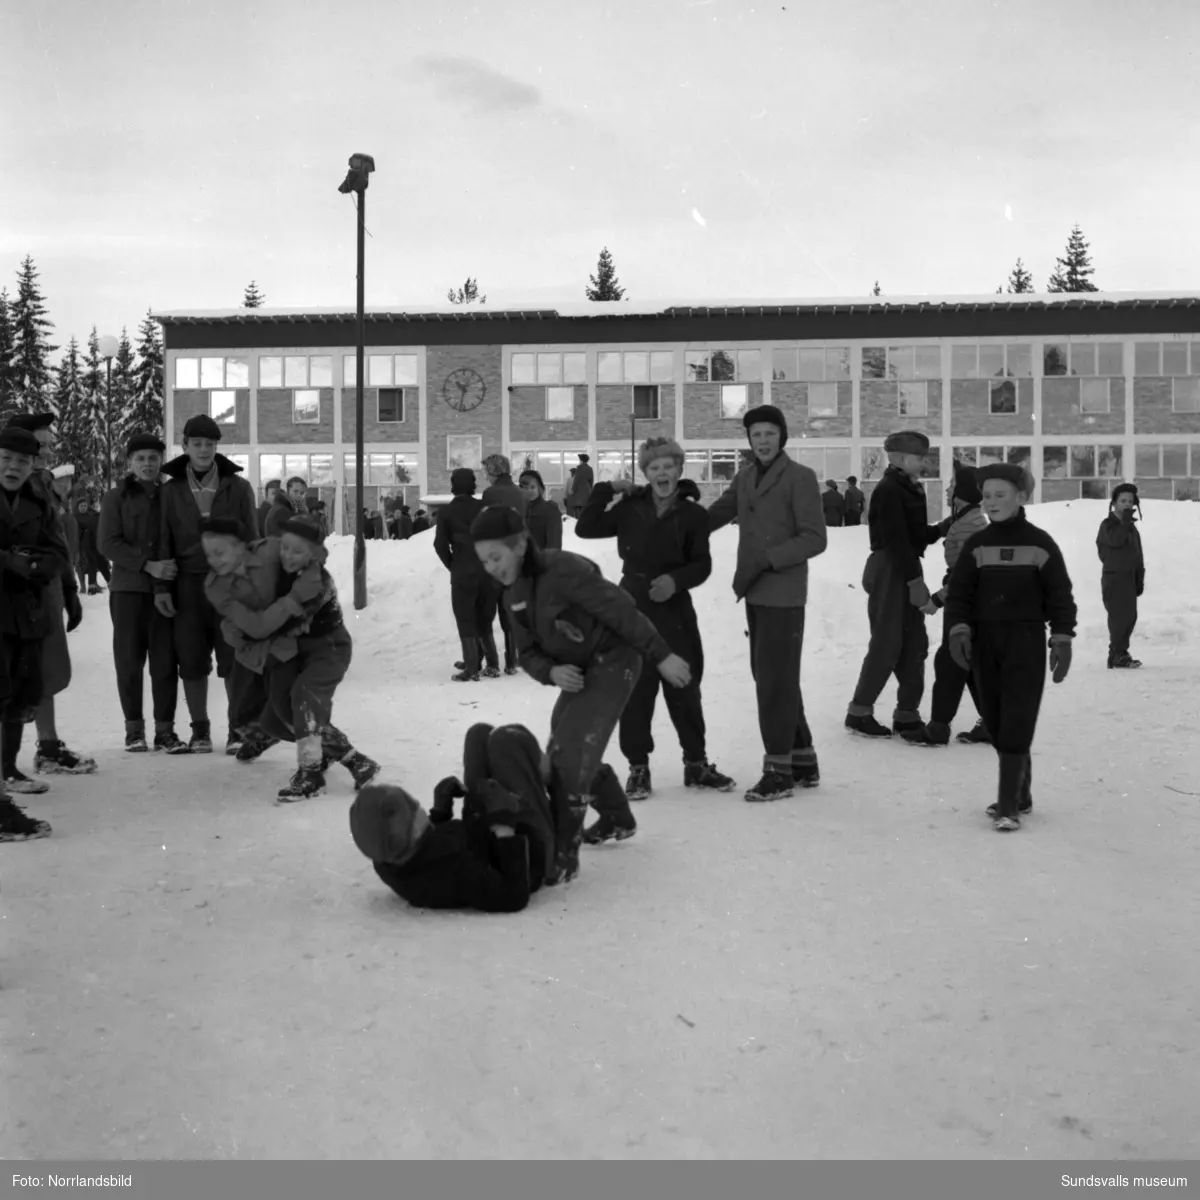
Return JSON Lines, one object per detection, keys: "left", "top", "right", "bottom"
{"left": 260, "top": 355, "right": 330, "bottom": 389}
{"left": 808, "top": 380, "right": 839, "bottom": 417}
{"left": 598, "top": 350, "right": 674, "bottom": 385}
{"left": 376, "top": 388, "right": 408, "bottom": 424}
{"left": 771, "top": 346, "right": 851, "bottom": 382}
{"left": 896, "top": 381, "right": 926, "bottom": 417}
{"left": 1133, "top": 444, "right": 1161, "bottom": 476}
{"left": 344, "top": 353, "right": 417, "bottom": 388}
{"left": 545, "top": 386, "right": 575, "bottom": 422}
{"left": 176, "top": 356, "right": 248, "bottom": 389}
{"left": 1172, "top": 379, "right": 1200, "bottom": 413}
{"left": 988, "top": 379, "right": 1019, "bottom": 415}
{"left": 292, "top": 389, "right": 321, "bottom": 424}
{"left": 208, "top": 391, "right": 236, "bottom": 425}
{"left": 952, "top": 343, "right": 1033, "bottom": 380}
{"left": 685, "top": 349, "right": 757, "bottom": 384}
{"left": 719, "top": 383, "right": 749, "bottom": 420}
{"left": 632, "top": 384, "right": 661, "bottom": 420}
{"left": 863, "top": 345, "right": 941, "bottom": 382}
{"left": 1079, "top": 378, "right": 1111, "bottom": 414}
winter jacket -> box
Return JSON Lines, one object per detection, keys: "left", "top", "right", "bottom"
{"left": 263, "top": 492, "right": 306, "bottom": 538}
{"left": 412, "top": 515, "right": 431, "bottom": 534}
{"left": 75, "top": 509, "right": 100, "bottom": 564}
{"left": 565, "top": 462, "right": 594, "bottom": 511}
{"left": 98, "top": 476, "right": 168, "bottom": 594}
{"left": 866, "top": 466, "right": 943, "bottom": 585}
{"left": 31, "top": 470, "right": 79, "bottom": 604}
{"left": 931, "top": 502, "right": 990, "bottom": 607}
{"left": 434, "top": 495, "right": 488, "bottom": 578}
{"left": 0, "top": 479, "right": 70, "bottom": 639}
{"left": 1096, "top": 513, "right": 1144, "bottom": 586}
{"left": 822, "top": 487, "right": 846, "bottom": 527}
{"left": 944, "top": 509, "right": 1077, "bottom": 638}
{"left": 480, "top": 475, "right": 529, "bottom": 519}
{"left": 503, "top": 544, "right": 673, "bottom": 685}
{"left": 524, "top": 497, "right": 563, "bottom": 550}
{"left": 256, "top": 498, "right": 274, "bottom": 532}
{"left": 844, "top": 485, "right": 866, "bottom": 517}
{"left": 706, "top": 451, "right": 827, "bottom": 606}
{"left": 396, "top": 513, "right": 414, "bottom": 540}
{"left": 157, "top": 453, "right": 258, "bottom": 585}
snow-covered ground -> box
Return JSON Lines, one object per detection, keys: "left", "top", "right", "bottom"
{"left": 2, "top": 500, "right": 1198, "bottom": 1160}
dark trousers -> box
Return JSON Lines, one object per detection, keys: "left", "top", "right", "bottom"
{"left": 844, "top": 512, "right": 862, "bottom": 527}
{"left": 929, "top": 609, "right": 979, "bottom": 728}
{"left": 85, "top": 553, "right": 111, "bottom": 589}
{"left": 110, "top": 591, "right": 178, "bottom": 725}
{"left": 172, "top": 572, "right": 234, "bottom": 680}
{"left": 746, "top": 604, "right": 814, "bottom": 766}
{"left": 449, "top": 572, "right": 497, "bottom": 640}
{"left": 257, "top": 629, "right": 353, "bottom": 744}
{"left": 0, "top": 633, "right": 43, "bottom": 725}
{"left": 849, "top": 550, "right": 929, "bottom": 721}
{"left": 1101, "top": 573, "right": 1138, "bottom": 658}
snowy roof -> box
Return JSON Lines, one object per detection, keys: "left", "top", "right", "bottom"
{"left": 153, "top": 291, "right": 1200, "bottom": 325}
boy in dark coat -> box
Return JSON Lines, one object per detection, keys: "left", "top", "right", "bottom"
{"left": 98, "top": 433, "right": 186, "bottom": 752}
{"left": 471, "top": 505, "right": 692, "bottom": 880}
{"left": 843, "top": 476, "right": 866, "bottom": 526}
{"left": 845, "top": 430, "right": 943, "bottom": 740}
{"left": 395, "top": 506, "right": 414, "bottom": 540}
{"left": 1096, "top": 482, "right": 1144, "bottom": 669}
{"left": 154, "top": 413, "right": 261, "bottom": 753}
{"left": 435, "top": 467, "right": 500, "bottom": 680}
{"left": 822, "top": 480, "right": 846, "bottom": 527}
{"left": 481, "top": 454, "right": 530, "bottom": 674}
{"left": 350, "top": 723, "right": 558, "bottom": 910}
{"left": 257, "top": 480, "right": 281, "bottom": 536}
{"left": 518, "top": 470, "right": 564, "bottom": 550}
{"left": 263, "top": 475, "right": 309, "bottom": 538}
{"left": 564, "top": 453, "right": 594, "bottom": 516}
{"left": 577, "top": 435, "right": 734, "bottom": 800}
{"left": 945, "top": 463, "right": 1077, "bottom": 832}
{"left": 412, "top": 508, "right": 431, "bottom": 534}
{"left": 707, "top": 405, "right": 827, "bottom": 802}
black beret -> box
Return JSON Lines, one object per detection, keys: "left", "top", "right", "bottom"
{"left": 126, "top": 432, "right": 166, "bottom": 456}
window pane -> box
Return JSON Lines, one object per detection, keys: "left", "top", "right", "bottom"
{"left": 259, "top": 356, "right": 282, "bottom": 387}
{"left": 537, "top": 353, "right": 562, "bottom": 385}
{"left": 738, "top": 350, "right": 761, "bottom": 382}
{"left": 563, "top": 353, "right": 587, "bottom": 384}
{"left": 293, "top": 389, "right": 320, "bottom": 423}
{"left": 597, "top": 352, "right": 622, "bottom": 384}
{"left": 623, "top": 352, "right": 649, "bottom": 384}
{"left": 1193, "top": 346, "right": 1200, "bottom": 374}
{"left": 826, "top": 446, "right": 851, "bottom": 480}
{"left": 650, "top": 351, "right": 674, "bottom": 383}
{"left": 710, "top": 451, "right": 738, "bottom": 481}
{"left": 284, "top": 355, "right": 308, "bottom": 387}
{"left": 394, "top": 454, "right": 418, "bottom": 485}
{"left": 919, "top": 448, "right": 941, "bottom": 479}
{"left": 1097, "top": 445, "right": 1122, "bottom": 477}
{"left": 305, "top": 356, "right": 331, "bottom": 387}
{"left": 772, "top": 348, "right": 797, "bottom": 381}
{"left": 394, "top": 355, "right": 418, "bottom": 386}
{"left": 1042, "top": 445, "right": 1067, "bottom": 479}
{"left": 1070, "top": 343, "right": 1096, "bottom": 376}
{"left": 825, "top": 347, "right": 851, "bottom": 380}
{"left": 368, "top": 454, "right": 394, "bottom": 485}
{"left": 536, "top": 452, "right": 564, "bottom": 485}
{"left": 633, "top": 385, "right": 659, "bottom": 419}
{"left": 1135, "top": 444, "right": 1160, "bottom": 476}
{"left": 225, "top": 454, "right": 248, "bottom": 472}
{"left": 1070, "top": 445, "right": 1096, "bottom": 477}
{"left": 309, "top": 454, "right": 334, "bottom": 485}
{"left": 683, "top": 451, "right": 709, "bottom": 482}
{"left": 862, "top": 347, "right": 887, "bottom": 380}
{"left": 284, "top": 454, "right": 309, "bottom": 480}
{"left": 367, "top": 355, "right": 392, "bottom": 387}
{"left": 511, "top": 353, "right": 536, "bottom": 385}
{"left": 797, "top": 348, "right": 825, "bottom": 381}
{"left": 1006, "top": 344, "right": 1033, "bottom": 378}
{"left": 597, "top": 451, "right": 626, "bottom": 482}
{"left": 720, "top": 384, "right": 748, "bottom": 419}
{"left": 955, "top": 446, "right": 978, "bottom": 467}
{"left": 1162, "top": 342, "right": 1188, "bottom": 376}
{"left": 1044, "top": 344, "right": 1067, "bottom": 376}
{"left": 914, "top": 346, "right": 941, "bottom": 380}
{"left": 1175, "top": 379, "right": 1200, "bottom": 412}
{"left": 860, "top": 446, "right": 887, "bottom": 480}
{"left": 1097, "top": 343, "right": 1123, "bottom": 376}
{"left": 1006, "top": 445, "right": 1031, "bottom": 471}
{"left": 175, "top": 357, "right": 199, "bottom": 388}
{"left": 898, "top": 381, "right": 927, "bottom": 417}
{"left": 225, "top": 358, "right": 249, "bottom": 388}
{"left": 979, "top": 345, "right": 1005, "bottom": 378}
{"left": 343, "top": 453, "right": 357, "bottom": 484}
{"left": 259, "top": 454, "right": 284, "bottom": 485}
{"left": 711, "top": 350, "right": 736, "bottom": 382}
{"left": 989, "top": 379, "right": 1017, "bottom": 414}
{"left": 200, "top": 357, "right": 224, "bottom": 389}
{"left": 377, "top": 389, "right": 403, "bottom": 422}
{"left": 792, "top": 446, "right": 824, "bottom": 475}
{"left": 343, "top": 356, "right": 357, "bottom": 387}
{"left": 1081, "top": 379, "right": 1110, "bottom": 413}
{"left": 1134, "top": 342, "right": 1160, "bottom": 376}
{"left": 209, "top": 391, "right": 236, "bottom": 424}
{"left": 1163, "top": 443, "right": 1188, "bottom": 476}
{"left": 951, "top": 345, "right": 977, "bottom": 378}
{"left": 888, "top": 346, "right": 913, "bottom": 380}
{"left": 545, "top": 386, "right": 574, "bottom": 421}
{"left": 684, "top": 351, "right": 709, "bottom": 383}
{"left": 978, "top": 445, "right": 1004, "bottom": 466}
{"left": 808, "top": 381, "right": 838, "bottom": 416}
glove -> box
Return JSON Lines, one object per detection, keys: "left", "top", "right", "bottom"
{"left": 1049, "top": 636, "right": 1072, "bottom": 684}
{"left": 431, "top": 775, "right": 465, "bottom": 823}
{"left": 65, "top": 589, "right": 83, "bottom": 632}
{"left": 948, "top": 625, "right": 973, "bottom": 672}
{"left": 1, "top": 549, "right": 36, "bottom": 580}
{"left": 907, "top": 578, "right": 932, "bottom": 609}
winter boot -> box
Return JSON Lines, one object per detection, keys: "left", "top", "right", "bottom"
{"left": 745, "top": 765, "right": 795, "bottom": 803}
{"left": 582, "top": 812, "right": 637, "bottom": 845}
{"left": 989, "top": 751, "right": 1027, "bottom": 830}
{"left": 124, "top": 723, "right": 149, "bottom": 753}
{"left": 791, "top": 747, "right": 820, "bottom": 789}
{"left": 34, "top": 740, "right": 97, "bottom": 775}
{"left": 549, "top": 795, "right": 590, "bottom": 884}
{"left": 481, "top": 665, "right": 502, "bottom": 679}
{"left": 955, "top": 720, "right": 991, "bottom": 746}
{"left": 502, "top": 629, "right": 519, "bottom": 675}
{"left": 987, "top": 754, "right": 1032, "bottom": 818}
{"left": 504, "top": 664, "right": 521, "bottom": 676}
{"left": 901, "top": 721, "right": 950, "bottom": 748}
{"left": 187, "top": 722, "right": 213, "bottom": 754}
{"left": 342, "top": 751, "right": 381, "bottom": 791}
{"left": 3, "top": 767, "right": 48, "bottom": 795}
{"left": 480, "top": 632, "right": 501, "bottom": 674}
{"left": 155, "top": 729, "right": 189, "bottom": 754}
{"left": 624, "top": 764, "right": 652, "bottom": 801}
{"left": 0, "top": 795, "right": 52, "bottom": 841}
{"left": 275, "top": 765, "right": 327, "bottom": 803}
{"left": 891, "top": 714, "right": 924, "bottom": 737}
{"left": 684, "top": 760, "right": 737, "bottom": 792}
{"left": 845, "top": 713, "right": 892, "bottom": 738}
{"left": 1110, "top": 653, "right": 1142, "bottom": 669}
{"left": 235, "top": 729, "right": 280, "bottom": 763}
{"left": 452, "top": 637, "right": 481, "bottom": 682}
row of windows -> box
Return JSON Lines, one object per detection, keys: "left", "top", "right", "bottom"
{"left": 176, "top": 354, "right": 420, "bottom": 391}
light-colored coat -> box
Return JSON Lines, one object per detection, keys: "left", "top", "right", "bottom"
{"left": 934, "top": 503, "right": 990, "bottom": 604}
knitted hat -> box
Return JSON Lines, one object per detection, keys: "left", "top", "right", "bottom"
{"left": 182, "top": 414, "right": 223, "bottom": 441}
{"left": 742, "top": 404, "right": 789, "bottom": 449}
{"left": 638, "top": 436, "right": 684, "bottom": 474}
{"left": 1111, "top": 481, "right": 1138, "bottom": 504}
{"left": 200, "top": 516, "right": 249, "bottom": 541}
{"left": 470, "top": 504, "right": 525, "bottom": 542}
{"left": 0, "top": 426, "right": 41, "bottom": 456}
{"left": 126, "top": 432, "right": 166, "bottom": 457}
{"left": 5, "top": 412, "right": 55, "bottom": 432}
{"left": 349, "top": 784, "right": 427, "bottom": 864}
{"left": 450, "top": 467, "right": 477, "bottom": 495}
{"left": 950, "top": 462, "right": 982, "bottom": 505}
{"left": 884, "top": 430, "right": 930, "bottom": 455}
{"left": 976, "top": 463, "right": 1033, "bottom": 496}
{"left": 280, "top": 514, "right": 324, "bottom": 544}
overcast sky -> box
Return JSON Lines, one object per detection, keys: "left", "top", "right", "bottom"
{"left": 3, "top": 0, "right": 1198, "bottom": 351}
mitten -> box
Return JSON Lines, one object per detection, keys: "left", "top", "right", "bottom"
{"left": 1049, "top": 636, "right": 1072, "bottom": 684}
{"left": 907, "top": 578, "right": 932, "bottom": 609}
{"left": 948, "top": 624, "right": 973, "bottom": 672}
{"left": 64, "top": 589, "right": 83, "bottom": 632}
{"left": 431, "top": 775, "right": 465, "bottom": 823}
{"left": 1135, "top": 569, "right": 1145, "bottom": 598}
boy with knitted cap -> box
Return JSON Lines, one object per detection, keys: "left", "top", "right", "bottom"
{"left": 944, "top": 463, "right": 1077, "bottom": 832}
{"left": 1096, "top": 482, "right": 1144, "bottom": 669}
{"left": 577, "top": 435, "right": 734, "bottom": 802}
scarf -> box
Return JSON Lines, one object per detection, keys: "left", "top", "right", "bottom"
{"left": 187, "top": 463, "right": 219, "bottom": 517}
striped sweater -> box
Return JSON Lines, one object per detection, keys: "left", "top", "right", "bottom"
{"left": 931, "top": 503, "right": 990, "bottom": 607}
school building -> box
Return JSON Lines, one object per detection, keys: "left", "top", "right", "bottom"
{"left": 155, "top": 292, "right": 1200, "bottom": 532}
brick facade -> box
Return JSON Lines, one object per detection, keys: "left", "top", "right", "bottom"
{"left": 948, "top": 378, "right": 1034, "bottom": 438}
{"left": 1042, "top": 377, "right": 1125, "bottom": 437}
{"left": 424, "top": 344, "right": 504, "bottom": 495}
{"left": 860, "top": 379, "right": 943, "bottom": 440}
{"left": 596, "top": 384, "right": 676, "bottom": 440}
{"left": 681, "top": 382, "right": 763, "bottom": 439}
{"left": 340, "top": 388, "right": 419, "bottom": 443}
{"left": 769, "top": 381, "right": 853, "bottom": 438}
{"left": 258, "top": 388, "right": 335, "bottom": 443}
{"left": 172, "top": 388, "right": 250, "bottom": 446}
{"left": 509, "top": 386, "right": 588, "bottom": 442}
{"left": 1132, "top": 378, "right": 1200, "bottom": 435}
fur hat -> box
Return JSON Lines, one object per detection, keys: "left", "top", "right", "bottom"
{"left": 5, "top": 412, "right": 55, "bottom": 432}
{"left": 976, "top": 463, "right": 1033, "bottom": 496}
{"left": 182, "top": 414, "right": 222, "bottom": 441}
{"left": 470, "top": 504, "right": 525, "bottom": 543}
{"left": 450, "top": 467, "right": 477, "bottom": 495}
{"left": 280, "top": 514, "right": 324, "bottom": 544}
{"left": 1111, "top": 481, "right": 1138, "bottom": 504}
{"left": 126, "top": 432, "right": 166, "bottom": 457}
{"left": 0, "top": 426, "right": 41, "bottom": 456}
{"left": 884, "top": 430, "right": 930, "bottom": 455}
{"left": 349, "top": 784, "right": 427, "bottom": 865}
{"left": 742, "top": 404, "right": 788, "bottom": 449}
{"left": 950, "top": 462, "right": 982, "bottom": 506}
{"left": 638, "top": 436, "right": 684, "bottom": 475}
{"left": 200, "top": 516, "right": 249, "bottom": 542}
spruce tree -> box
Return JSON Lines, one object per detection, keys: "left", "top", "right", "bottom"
{"left": 108, "top": 327, "right": 136, "bottom": 481}
{"left": 0, "top": 287, "right": 14, "bottom": 419}
{"left": 447, "top": 277, "right": 485, "bottom": 304}
{"left": 1047, "top": 225, "right": 1098, "bottom": 292}
{"left": 1006, "top": 258, "right": 1034, "bottom": 293}
{"left": 128, "top": 310, "right": 165, "bottom": 440}
{"left": 9, "top": 255, "right": 57, "bottom": 413}
{"left": 80, "top": 328, "right": 106, "bottom": 480}
{"left": 53, "top": 337, "right": 88, "bottom": 473}
{"left": 586, "top": 248, "right": 625, "bottom": 301}
{"left": 243, "top": 280, "right": 265, "bottom": 308}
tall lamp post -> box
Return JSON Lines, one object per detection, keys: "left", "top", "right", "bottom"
{"left": 97, "top": 334, "right": 120, "bottom": 491}
{"left": 337, "top": 152, "right": 375, "bottom": 611}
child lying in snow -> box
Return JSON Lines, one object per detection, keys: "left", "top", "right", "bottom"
{"left": 349, "top": 723, "right": 559, "bottom": 912}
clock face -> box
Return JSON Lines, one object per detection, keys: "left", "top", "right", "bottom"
{"left": 442, "top": 368, "right": 486, "bottom": 412}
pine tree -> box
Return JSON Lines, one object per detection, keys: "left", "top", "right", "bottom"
{"left": 447, "top": 277, "right": 486, "bottom": 305}
{"left": 1047, "top": 225, "right": 1098, "bottom": 292}
{"left": 79, "top": 328, "right": 107, "bottom": 480}
{"left": 127, "top": 310, "right": 165, "bottom": 440}
{"left": 108, "top": 327, "right": 136, "bottom": 482}
{"left": 586, "top": 248, "right": 625, "bottom": 301}
{"left": 243, "top": 280, "right": 265, "bottom": 308}
{"left": 1006, "top": 258, "right": 1034, "bottom": 294}
{"left": 871, "top": 280, "right": 882, "bottom": 296}
{"left": 9, "top": 255, "right": 57, "bottom": 414}
{"left": 53, "top": 337, "right": 88, "bottom": 473}
{"left": 0, "top": 287, "right": 14, "bottom": 419}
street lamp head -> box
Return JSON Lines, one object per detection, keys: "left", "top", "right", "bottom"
{"left": 97, "top": 334, "right": 120, "bottom": 360}
{"left": 338, "top": 153, "right": 376, "bottom": 195}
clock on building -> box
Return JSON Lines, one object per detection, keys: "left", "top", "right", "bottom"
{"left": 442, "top": 368, "right": 487, "bottom": 412}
